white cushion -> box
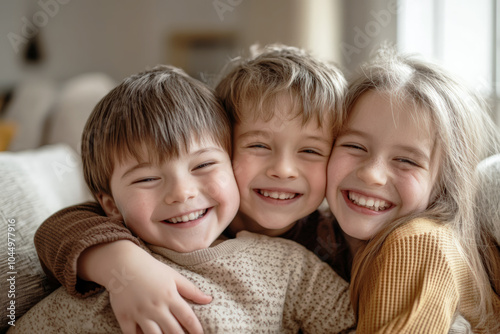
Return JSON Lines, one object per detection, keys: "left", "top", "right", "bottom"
{"left": 0, "top": 144, "right": 92, "bottom": 332}
{"left": 476, "top": 154, "right": 500, "bottom": 244}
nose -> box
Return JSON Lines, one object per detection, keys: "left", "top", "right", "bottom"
{"left": 163, "top": 177, "right": 198, "bottom": 204}
{"left": 356, "top": 158, "right": 387, "bottom": 186}
{"left": 266, "top": 151, "right": 299, "bottom": 180}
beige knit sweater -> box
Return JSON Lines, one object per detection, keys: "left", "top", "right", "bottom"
{"left": 11, "top": 231, "right": 355, "bottom": 333}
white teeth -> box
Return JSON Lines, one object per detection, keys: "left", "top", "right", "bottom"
{"left": 348, "top": 192, "right": 389, "bottom": 211}
{"left": 167, "top": 209, "right": 207, "bottom": 223}
{"left": 259, "top": 190, "right": 297, "bottom": 200}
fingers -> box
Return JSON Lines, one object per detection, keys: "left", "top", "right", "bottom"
{"left": 120, "top": 313, "right": 187, "bottom": 334}
{"left": 114, "top": 314, "right": 137, "bottom": 334}
{"left": 136, "top": 319, "right": 165, "bottom": 334}
{"left": 146, "top": 307, "right": 198, "bottom": 334}
{"left": 175, "top": 274, "right": 212, "bottom": 305}
{"left": 168, "top": 297, "right": 205, "bottom": 334}
{"left": 108, "top": 260, "right": 209, "bottom": 334}
{"left": 113, "top": 292, "right": 205, "bottom": 334}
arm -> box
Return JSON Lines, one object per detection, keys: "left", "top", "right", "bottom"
{"left": 355, "top": 222, "right": 459, "bottom": 334}
{"left": 34, "top": 201, "right": 139, "bottom": 296}
{"left": 35, "top": 201, "right": 211, "bottom": 334}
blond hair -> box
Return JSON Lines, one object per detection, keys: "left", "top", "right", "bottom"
{"left": 347, "top": 53, "right": 500, "bottom": 331}
{"left": 81, "top": 65, "right": 231, "bottom": 198}
{"left": 215, "top": 44, "right": 346, "bottom": 133}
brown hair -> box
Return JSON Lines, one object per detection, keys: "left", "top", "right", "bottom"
{"left": 81, "top": 65, "right": 231, "bottom": 198}
{"left": 215, "top": 44, "right": 346, "bottom": 134}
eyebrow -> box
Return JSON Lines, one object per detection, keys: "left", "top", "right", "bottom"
{"left": 237, "top": 130, "right": 271, "bottom": 140}
{"left": 340, "top": 128, "right": 432, "bottom": 162}
{"left": 191, "top": 147, "right": 225, "bottom": 156}
{"left": 120, "top": 147, "right": 225, "bottom": 180}
{"left": 238, "top": 130, "right": 331, "bottom": 146}
{"left": 121, "top": 162, "right": 153, "bottom": 180}
{"left": 395, "top": 145, "right": 431, "bottom": 164}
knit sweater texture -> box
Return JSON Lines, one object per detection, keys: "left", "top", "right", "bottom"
{"left": 33, "top": 203, "right": 500, "bottom": 332}
{"left": 33, "top": 202, "right": 346, "bottom": 296}
{"left": 355, "top": 218, "right": 500, "bottom": 334}
{"left": 14, "top": 231, "right": 355, "bottom": 333}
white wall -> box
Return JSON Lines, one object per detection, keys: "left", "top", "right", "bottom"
{"left": 0, "top": 0, "right": 241, "bottom": 89}
{"left": 0, "top": 0, "right": 344, "bottom": 92}
{"left": 340, "top": 0, "right": 398, "bottom": 77}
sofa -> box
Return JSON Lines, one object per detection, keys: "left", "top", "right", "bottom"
{"left": 0, "top": 144, "right": 93, "bottom": 333}
{"left": 0, "top": 72, "right": 115, "bottom": 333}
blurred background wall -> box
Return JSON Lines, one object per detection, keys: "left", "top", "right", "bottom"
{"left": 0, "top": 0, "right": 347, "bottom": 88}
{"left": 0, "top": 0, "right": 498, "bottom": 142}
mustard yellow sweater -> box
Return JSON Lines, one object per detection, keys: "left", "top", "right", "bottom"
{"left": 355, "top": 218, "right": 500, "bottom": 334}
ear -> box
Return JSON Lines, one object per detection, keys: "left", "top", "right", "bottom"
{"left": 97, "top": 193, "right": 123, "bottom": 220}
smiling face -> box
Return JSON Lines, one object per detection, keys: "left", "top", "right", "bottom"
{"left": 326, "top": 90, "right": 440, "bottom": 241}
{"left": 232, "top": 96, "right": 334, "bottom": 236}
{"left": 98, "top": 139, "right": 240, "bottom": 253}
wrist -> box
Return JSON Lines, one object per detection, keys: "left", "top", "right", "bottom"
{"left": 77, "top": 240, "right": 146, "bottom": 288}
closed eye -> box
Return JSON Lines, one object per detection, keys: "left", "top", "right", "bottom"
{"left": 342, "top": 143, "right": 366, "bottom": 151}
{"left": 247, "top": 143, "right": 269, "bottom": 149}
{"left": 395, "top": 158, "right": 420, "bottom": 167}
{"left": 301, "top": 149, "right": 323, "bottom": 155}
{"left": 133, "top": 177, "right": 159, "bottom": 184}
{"left": 194, "top": 161, "right": 216, "bottom": 170}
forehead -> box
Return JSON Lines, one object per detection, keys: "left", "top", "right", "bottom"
{"left": 114, "top": 136, "right": 225, "bottom": 166}
{"left": 238, "top": 93, "right": 294, "bottom": 121}
{"left": 234, "top": 114, "right": 334, "bottom": 148}
{"left": 239, "top": 92, "right": 333, "bottom": 125}
{"left": 348, "top": 90, "right": 435, "bottom": 140}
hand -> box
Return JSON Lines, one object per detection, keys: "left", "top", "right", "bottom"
{"left": 78, "top": 241, "right": 212, "bottom": 333}
{"left": 108, "top": 257, "right": 212, "bottom": 334}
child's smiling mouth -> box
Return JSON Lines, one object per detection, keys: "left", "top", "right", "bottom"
{"left": 346, "top": 191, "right": 392, "bottom": 212}
{"left": 255, "top": 189, "right": 302, "bottom": 201}
{"left": 164, "top": 208, "right": 209, "bottom": 224}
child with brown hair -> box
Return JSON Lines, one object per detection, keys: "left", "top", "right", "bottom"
{"left": 32, "top": 46, "right": 351, "bottom": 333}
{"left": 12, "top": 64, "right": 355, "bottom": 333}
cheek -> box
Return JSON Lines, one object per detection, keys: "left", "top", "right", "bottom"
{"left": 307, "top": 162, "right": 328, "bottom": 192}
{"left": 326, "top": 151, "right": 349, "bottom": 187}
{"left": 119, "top": 201, "right": 150, "bottom": 234}
{"left": 232, "top": 154, "right": 258, "bottom": 187}
{"left": 126, "top": 199, "right": 147, "bottom": 217}
{"left": 208, "top": 170, "right": 238, "bottom": 202}
{"left": 210, "top": 171, "right": 240, "bottom": 220}
{"left": 397, "top": 174, "right": 434, "bottom": 212}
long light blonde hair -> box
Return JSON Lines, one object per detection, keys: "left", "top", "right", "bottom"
{"left": 347, "top": 53, "right": 500, "bottom": 331}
